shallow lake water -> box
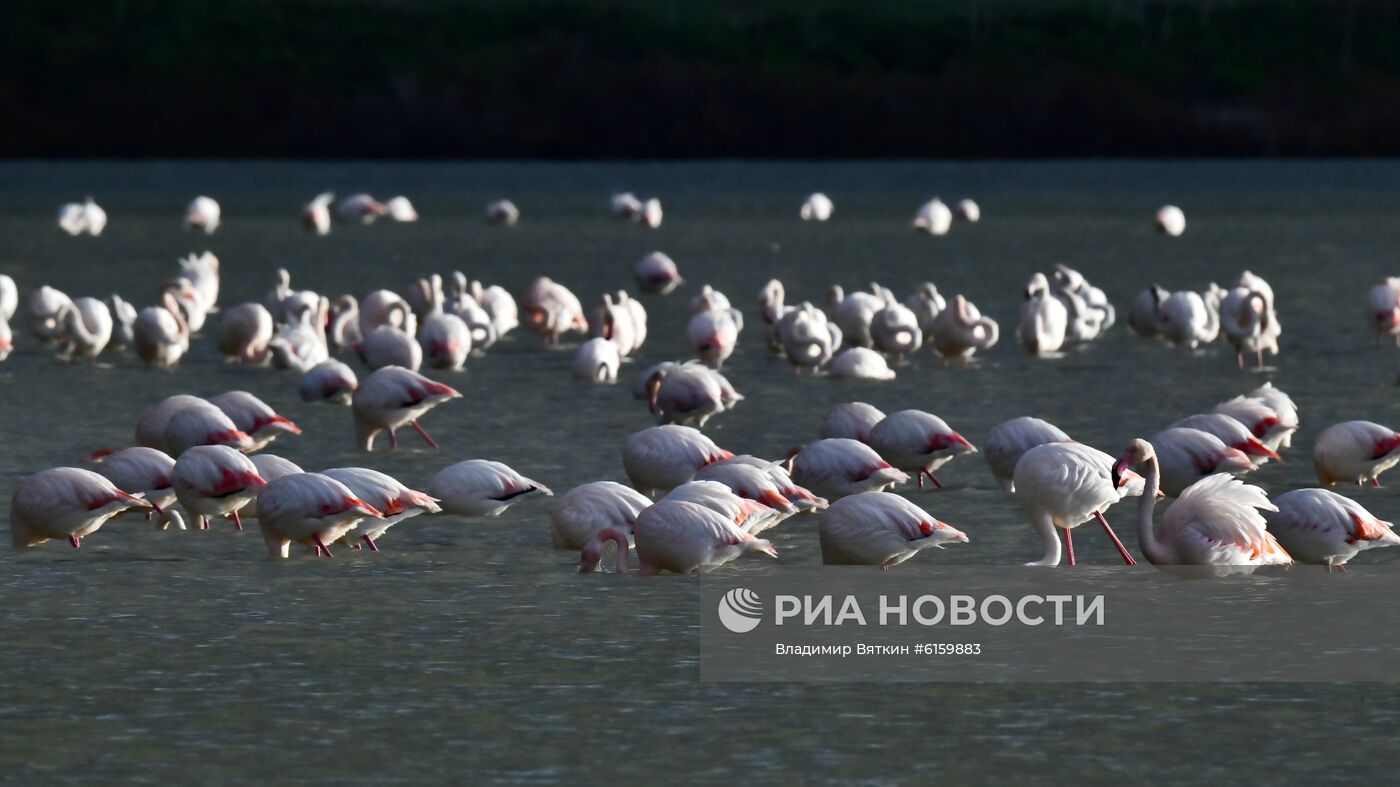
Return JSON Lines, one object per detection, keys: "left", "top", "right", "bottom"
{"left": 1, "top": 160, "right": 1399, "bottom": 782}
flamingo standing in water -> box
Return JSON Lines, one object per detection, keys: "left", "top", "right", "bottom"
{"left": 694, "top": 461, "right": 804, "bottom": 534}
{"left": 912, "top": 198, "right": 952, "bottom": 235}
{"left": 1147, "top": 427, "right": 1255, "bottom": 497}
{"left": 302, "top": 192, "right": 334, "bottom": 235}
{"left": 983, "top": 416, "right": 1072, "bottom": 493}
{"left": 241, "top": 454, "right": 304, "bottom": 520}
{"left": 623, "top": 425, "right": 733, "bottom": 495}
{"left": 573, "top": 338, "right": 621, "bottom": 382}
{"left": 208, "top": 391, "right": 302, "bottom": 452}
{"left": 776, "top": 303, "right": 842, "bottom": 372}
{"left": 800, "top": 193, "right": 834, "bottom": 222}
{"left": 337, "top": 194, "right": 387, "bottom": 224}
{"left": 485, "top": 199, "right": 519, "bottom": 226}
{"left": 828, "top": 348, "right": 898, "bottom": 380}
{"left": 818, "top": 491, "right": 968, "bottom": 568}
{"left": 865, "top": 410, "right": 977, "bottom": 489}
{"left": 184, "top": 196, "right": 221, "bottom": 234}
{"left": 1265, "top": 488, "right": 1400, "bottom": 571}
{"left": 1112, "top": 439, "right": 1290, "bottom": 574}
{"left": 95, "top": 447, "right": 184, "bottom": 530}
{"left": 1155, "top": 205, "right": 1186, "bottom": 236}
{"left": 1017, "top": 273, "right": 1068, "bottom": 355}
{"left": 320, "top": 467, "right": 440, "bottom": 550}
{"left": 351, "top": 365, "right": 461, "bottom": 451}
{"left": 788, "top": 438, "right": 909, "bottom": 500}
{"left": 929, "top": 295, "right": 998, "bottom": 359}
{"left": 1367, "top": 277, "right": 1400, "bottom": 345}
{"left": 58, "top": 296, "right": 113, "bottom": 362}
{"left": 10, "top": 467, "right": 151, "bottom": 548}
{"left": 1014, "top": 442, "right": 1145, "bottom": 566}
{"left": 161, "top": 400, "right": 254, "bottom": 456}
{"left": 551, "top": 481, "right": 652, "bottom": 550}
{"left": 687, "top": 307, "right": 742, "bottom": 368}
{"left": 1313, "top": 420, "right": 1400, "bottom": 486}
{"left": 217, "top": 303, "right": 274, "bottom": 363}
{"left": 133, "top": 288, "right": 191, "bottom": 368}
{"left": 1219, "top": 271, "right": 1280, "bottom": 369}
{"left": 428, "top": 460, "right": 553, "bottom": 517}
{"left": 634, "top": 252, "right": 683, "bottom": 295}
{"left": 823, "top": 402, "right": 886, "bottom": 443}
{"left": 582, "top": 499, "right": 777, "bottom": 574}
{"left": 300, "top": 360, "right": 359, "bottom": 405}
{"left": 521, "top": 277, "right": 587, "bottom": 347}
{"left": 171, "top": 445, "right": 267, "bottom": 531}
{"left": 1128, "top": 285, "right": 1169, "bottom": 338}
{"left": 255, "top": 473, "right": 382, "bottom": 558}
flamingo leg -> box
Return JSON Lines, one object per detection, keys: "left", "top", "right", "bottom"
{"left": 1372, "top": 477, "right": 1381, "bottom": 488}
{"left": 363, "top": 535, "right": 379, "bottom": 552}
{"left": 231, "top": 510, "right": 243, "bottom": 532}
{"left": 920, "top": 469, "right": 943, "bottom": 489}
{"left": 1337, "top": 563, "right": 1348, "bottom": 574}
{"left": 917, "top": 473, "right": 924, "bottom": 490}
{"left": 199, "top": 515, "right": 209, "bottom": 530}
{"left": 1236, "top": 351, "right": 1244, "bottom": 370}
{"left": 313, "top": 534, "right": 334, "bottom": 558}
{"left": 388, "top": 429, "right": 398, "bottom": 449}
{"left": 410, "top": 420, "right": 439, "bottom": 449}
{"left": 68, "top": 535, "right": 81, "bottom": 549}
{"left": 1062, "top": 527, "right": 1075, "bottom": 567}
{"left": 1255, "top": 349, "right": 1264, "bottom": 369}
{"left": 1093, "top": 511, "right": 1137, "bottom": 565}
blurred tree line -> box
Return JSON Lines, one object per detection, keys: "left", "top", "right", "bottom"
{"left": 3, "top": 0, "right": 1398, "bottom": 157}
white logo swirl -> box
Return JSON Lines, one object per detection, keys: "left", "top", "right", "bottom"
{"left": 717, "top": 588, "right": 763, "bottom": 633}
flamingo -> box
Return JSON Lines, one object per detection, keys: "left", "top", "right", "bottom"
{"left": 788, "top": 438, "right": 909, "bottom": 500}
{"left": 552, "top": 481, "right": 651, "bottom": 550}
{"left": 58, "top": 296, "right": 113, "bottom": 362}
{"left": 351, "top": 365, "right": 461, "bottom": 451}
{"left": 56, "top": 197, "right": 106, "bottom": 237}
{"left": 300, "top": 359, "right": 359, "bottom": 405}
{"left": 449, "top": 274, "right": 501, "bottom": 352}
{"left": 984, "top": 416, "right": 1072, "bottom": 493}
{"left": 929, "top": 295, "right": 998, "bottom": 359}
{"left": 1265, "top": 488, "right": 1400, "bottom": 570}
{"left": 800, "top": 193, "right": 834, "bottom": 221}
{"left": 660, "top": 481, "right": 773, "bottom": 533}
{"left": 385, "top": 196, "right": 418, "bottom": 222}
{"left": 1112, "top": 440, "right": 1291, "bottom": 574}
{"left": 645, "top": 362, "right": 741, "bottom": 427}
{"left": 1128, "top": 285, "right": 1169, "bottom": 338}
{"left": 903, "top": 283, "right": 946, "bottom": 338}
{"left": 1171, "top": 413, "right": 1280, "bottom": 467}
{"left": 955, "top": 199, "right": 980, "bottom": 222}
{"left": 358, "top": 290, "right": 416, "bottom": 341}
{"left": 107, "top": 294, "right": 137, "bottom": 350}
{"left": 1017, "top": 273, "right": 1068, "bottom": 355}
{"left": 622, "top": 425, "right": 732, "bottom": 495}
{"left": 268, "top": 299, "right": 330, "bottom": 372}
{"left": 573, "top": 338, "right": 621, "bottom": 382}
{"left": 866, "top": 410, "right": 976, "bottom": 489}
{"left": 1313, "top": 420, "right": 1400, "bottom": 486}
{"left": 485, "top": 199, "right": 520, "bottom": 226}
{"left": 611, "top": 193, "right": 643, "bottom": 219}
{"left": 471, "top": 279, "right": 519, "bottom": 338}
{"left": 758, "top": 279, "right": 790, "bottom": 335}
{"left": 170, "top": 445, "right": 267, "bottom": 531}
{"left": 360, "top": 326, "right": 422, "bottom": 372}
{"left": 1155, "top": 205, "right": 1186, "bottom": 236}
{"left": 241, "top": 454, "right": 304, "bottom": 520}
{"left": 777, "top": 303, "right": 842, "bottom": 372}
{"left": 133, "top": 289, "right": 191, "bottom": 368}
{"left": 10, "top": 467, "right": 150, "bottom": 548}
{"left": 912, "top": 198, "right": 952, "bottom": 235}
{"left": 829, "top": 286, "right": 885, "bottom": 348}
{"left": 640, "top": 198, "right": 663, "bottom": 229}
{"left": 1220, "top": 272, "right": 1281, "bottom": 368}
{"left": 1051, "top": 265, "right": 1114, "bottom": 340}
{"left": 521, "top": 277, "right": 587, "bottom": 347}
{"left": 634, "top": 252, "right": 683, "bottom": 295}
{"left": 161, "top": 401, "right": 254, "bottom": 456}
{"left": 1148, "top": 427, "right": 1255, "bottom": 497}
{"left": 818, "top": 491, "right": 968, "bottom": 568}
{"left": 419, "top": 274, "right": 471, "bottom": 370}
{"left": 588, "top": 293, "right": 642, "bottom": 358}
{"left": 28, "top": 286, "right": 74, "bottom": 347}
{"left": 587, "top": 499, "right": 776, "bottom": 575}
{"left": 687, "top": 307, "right": 742, "bottom": 368}
{"left": 823, "top": 402, "right": 887, "bottom": 443}
{"left": 0, "top": 316, "right": 11, "bottom": 361}
{"left": 1213, "top": 386, "right": 1298, "bottom": 452}
{"left": 693, "top": 462, "right": 803, "bottom": 534}
{"left": 1013, "top": 442, "right": 1146, "bottom": 566}
{"left": 135, "top": 395, "right": 213, "bottom": 450}
{"left": 1367, "top": 277, "right": 1400, "bottom": 345}
{"left": 177, "top": 252, "right": 220, "bottom": 312}
{"left": 428, "top": 460, "right": 552, "bottom": 517}
{"left": 184, "top": 196, "right": 221, "bottom": 234}
{"left": 828, "top": 347, "right": 898, "bottom": 380}
{"left": 208, "top": 391, "right": 302, "bottom": 452}
{"left": 320, "top": 467, "right": 440, "bottom": 550}
{"left": 0, "top": 274, "right": 17, "bottom": 321}
{"left": 95, "top": 447, "right": 185, "bottom": 530}
{"left": 870, "top": 301, "right": 923, "bottom": 358}
{"left": 302, "top": 191, "right": 334, "bottom": 235}
{"left": 255, "top": 473, "right": 381, "bottom": 558}
{"left": 337, "top": 194, "right": 387, "bottom": 224}
{"left": 720, "top": 455, "right": 829, "bottom": 513}
{"left": 1158, "top": 287, "right": 1223, "bottom": 348}
{"left": 217, "top": 303, "right": 274, "bottom": 363}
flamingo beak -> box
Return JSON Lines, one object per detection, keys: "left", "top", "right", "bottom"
{"left": 116, "top": 490, "right": 154, "bottom": 508}
{"left": 1238, "top": 438, "right": 1281, "bottom": 461}
{"left": 347, "top": 497, "right": 383, "bottom": 518}
{"left": 1110, "top": 457, "right": 1130, "bottom": 488}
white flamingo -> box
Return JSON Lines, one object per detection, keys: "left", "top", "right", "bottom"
{"left": 255, "top": 473, "right": 381, "bottom": 558}
{"left": 95, "top": 447, "right": 185, "bottom": 530}
{"left": 428, "top": 460, "right": 552, "bottom": 517}
{"left": 1313, "top": 420, "right": 1400, "bottom": 487}
{"left": 320, "top": 467, "right": 440, "bottom": 550}
{"left": 1265, "top": 488, "right": 1400, "bottom": 571}
{"left": 217, "top": 303, "right": 274, "bottom": 363}
{"left": 1155, "top": 205, "right": 1186, "bottom": 236}
{"left": 789, "top": 438, "right": 909, "bottom": 500}
{"left": 302, "top": 191, "right": 334, "bottom": 235}
{"left": 300, "top": 359, "right": 358, "bottom": 405}
{"left": 552, "top": 481, "right": 651, "bottom": 550}
{"left": 10, "top": 467, "right": 150, "bottom": 548}
{"left": 634, "top": 252, "right": 683, "bottom": 295}
{"left": 983, "top": 416, "right": 1072, "bottom": 493}
{"left": 351, "top": 365, "right": 461, "bottom": 451}
{"left": 573, "top": 337, "right": 621, "bottom": 382}
{"left": 207, "top": 391, "right": 302, "bottom": 452}
{"left": 800, "top": 193, "right": 834, "bottom": 222}
{"left": 1148, "top": 427, "right": 1255, "bottom": 497}
{"left": 1014, "top": 442, "right": 1145, "bottom": 566}
{"left": 929, "top": 295, "right": 998, "bottom": 359}
{"left": 866, "top": 410, "right": 977, "bottom": 489}
{"left": 1367, "top": 277, "right": 1400, "bottom": 345}
{"left": 622, "top": 425, "right": 733, "bottom": 495}
{"left": 184, "top": 196, "right": 221, "bottom": 234}
{"left": 1017, "top": 273, "right": 1068, "bottom": 355}
{"left": 171, "top": 446, "right": 266, "bottom": 531}
{"left": 818, "top": 492, "right": 968, "bottom": 568}
{"left": 823, "top": 402, "right": 886, "bottom": 443}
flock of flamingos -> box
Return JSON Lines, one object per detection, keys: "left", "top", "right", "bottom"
{"left": 10, "top": 191, "right": 1400, "bottom": 576}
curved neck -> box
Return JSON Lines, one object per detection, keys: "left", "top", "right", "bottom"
{"left": 163, "top": 293, "right": 189, "bottom": 338}
{"left": 62, "top": 304, "right": 97, "bottom": 344}
{"left": 1136, "top": 455, "right": 1165, "bottom": 564}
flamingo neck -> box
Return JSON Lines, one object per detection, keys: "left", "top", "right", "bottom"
{"left": 1136, "top": 454, "right": 1166, "bottom": 565}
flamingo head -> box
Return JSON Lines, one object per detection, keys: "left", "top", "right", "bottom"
{"left": 1112, "top": 438, "right": 1156, "bottom": 489}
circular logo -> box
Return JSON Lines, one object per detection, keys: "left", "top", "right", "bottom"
{"left": 717, "top": 588, "right": 763, "bottom": 633}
